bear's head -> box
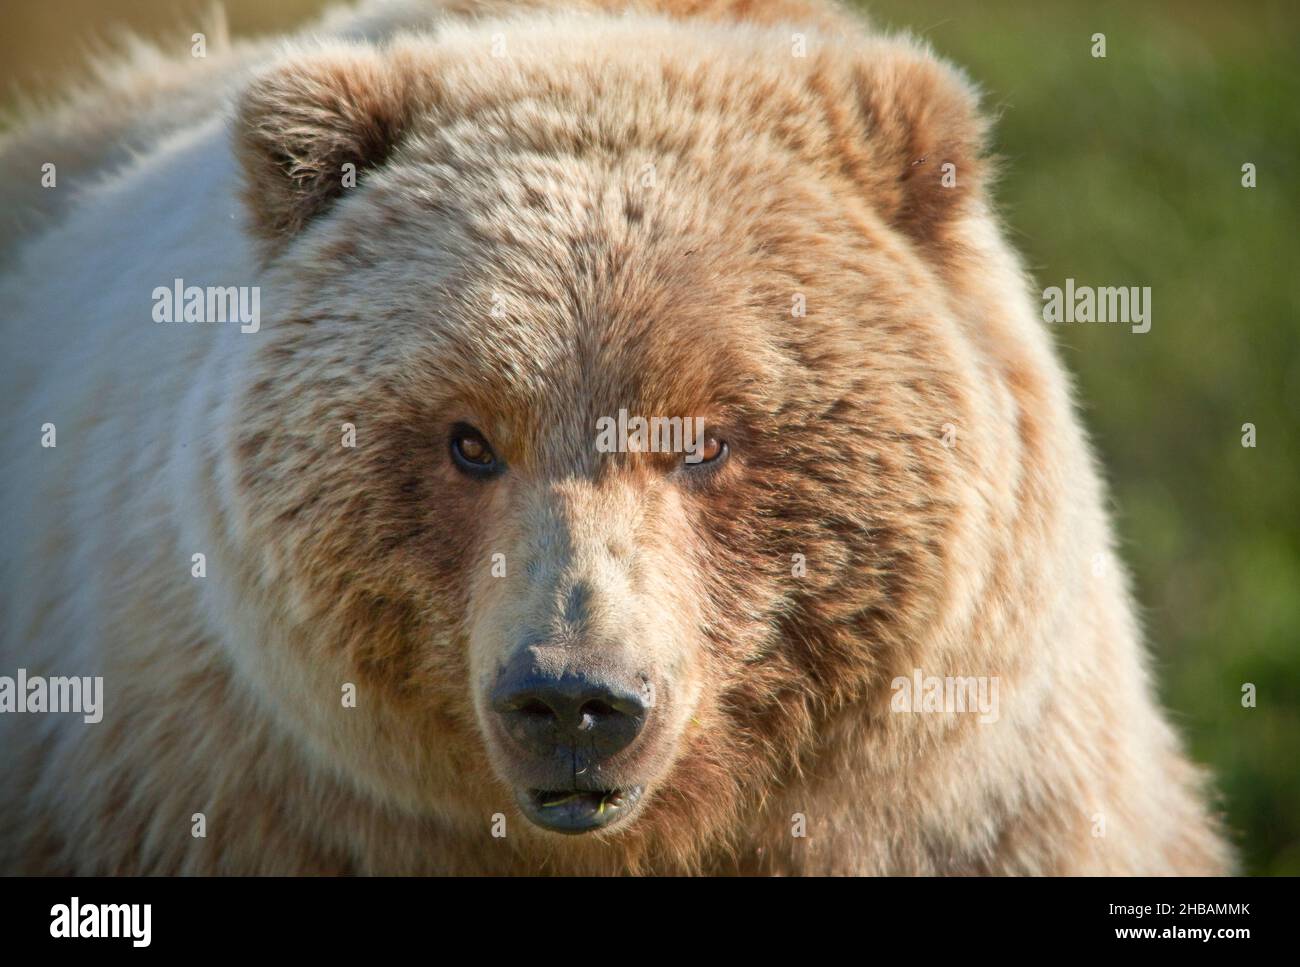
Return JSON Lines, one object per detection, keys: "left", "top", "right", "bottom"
{"left": 221, "top": 17, "right": 1003, "bottom": 871}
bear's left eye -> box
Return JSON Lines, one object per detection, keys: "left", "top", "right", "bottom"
{"left": 450, "top": 424, "right": 503, "bottom": 477}
{"left": 687, "top": 436, "right": 728, "bottom": 468}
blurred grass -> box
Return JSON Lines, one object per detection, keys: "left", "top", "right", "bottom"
{"left": 2, "top": 0, "right": 1297, "bottom": 874}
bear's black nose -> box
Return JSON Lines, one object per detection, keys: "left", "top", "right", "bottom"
{"left": 491, "top": 665, "right": 648, "bottom": 761}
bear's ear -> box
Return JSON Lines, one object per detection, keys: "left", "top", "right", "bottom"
{"left": 235, "top": 44, "right": 419, "bottom": 249}
{"left": 842, "top": 39, "right": 990, "bottom": 246}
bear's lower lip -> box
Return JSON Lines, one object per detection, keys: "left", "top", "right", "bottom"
{"left": 517, "top": 786, "right": 644, "bottom": 834}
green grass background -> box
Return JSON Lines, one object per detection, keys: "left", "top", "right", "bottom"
{"left": 2, "top": 0, "right": 1296, "bottom": 874}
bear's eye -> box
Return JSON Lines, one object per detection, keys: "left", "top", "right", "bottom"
{"left": 450, "top": 424, "right": 502, "bottom": 477}
{"left": 688, "top": 436, "right": 728, "bottom": 467}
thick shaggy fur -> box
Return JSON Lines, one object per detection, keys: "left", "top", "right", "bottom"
{"left": 0, "top": 0, "right": 1231, "bottom": 873}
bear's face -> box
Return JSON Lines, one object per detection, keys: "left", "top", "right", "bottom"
{"left": 227, "top": 25, "right": 988, "bottom": 861}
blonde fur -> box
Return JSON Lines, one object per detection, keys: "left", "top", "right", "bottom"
{"left": 0, "top": 0, "right": 1230, "bottom": 874}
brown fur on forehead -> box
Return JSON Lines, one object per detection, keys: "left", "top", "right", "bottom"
{"left": 304, "top": 170, "right": 801, "bottom": 469}
{"left": 276, "top": 58, "right": 970, "bottom": 470}
{"left": 233, "top": 7, "right": 989, "bottom": 516}
{"left": 431, "top": 289, "right": 787, "bottom": 445}
{"left": 247, "top": 9, "right": 986, "bottom": 270}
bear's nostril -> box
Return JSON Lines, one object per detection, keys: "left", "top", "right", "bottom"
{"left": 518, "top": 698, "right": 554, "bottom": 718}
{"left": 579, "top": 699, "right": 616, "bottom": 718}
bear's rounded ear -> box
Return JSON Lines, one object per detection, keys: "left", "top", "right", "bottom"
{"left": 235, "top": 44, "right": 418, "bottom": 250}
{"left": 842, "top": 38, "right": 990, "bottom": 246}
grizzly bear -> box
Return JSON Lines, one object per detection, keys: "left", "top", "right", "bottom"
{"left": 0, "top": 0, "right": 1231, "bottom": 874}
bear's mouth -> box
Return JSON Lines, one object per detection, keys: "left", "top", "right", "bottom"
{"left": 517, "top": 786, "right": 644, "bottom": 834}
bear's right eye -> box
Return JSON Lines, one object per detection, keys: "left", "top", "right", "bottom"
{"left": 450, "top": 424, "right": 503, "bottom": 477}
